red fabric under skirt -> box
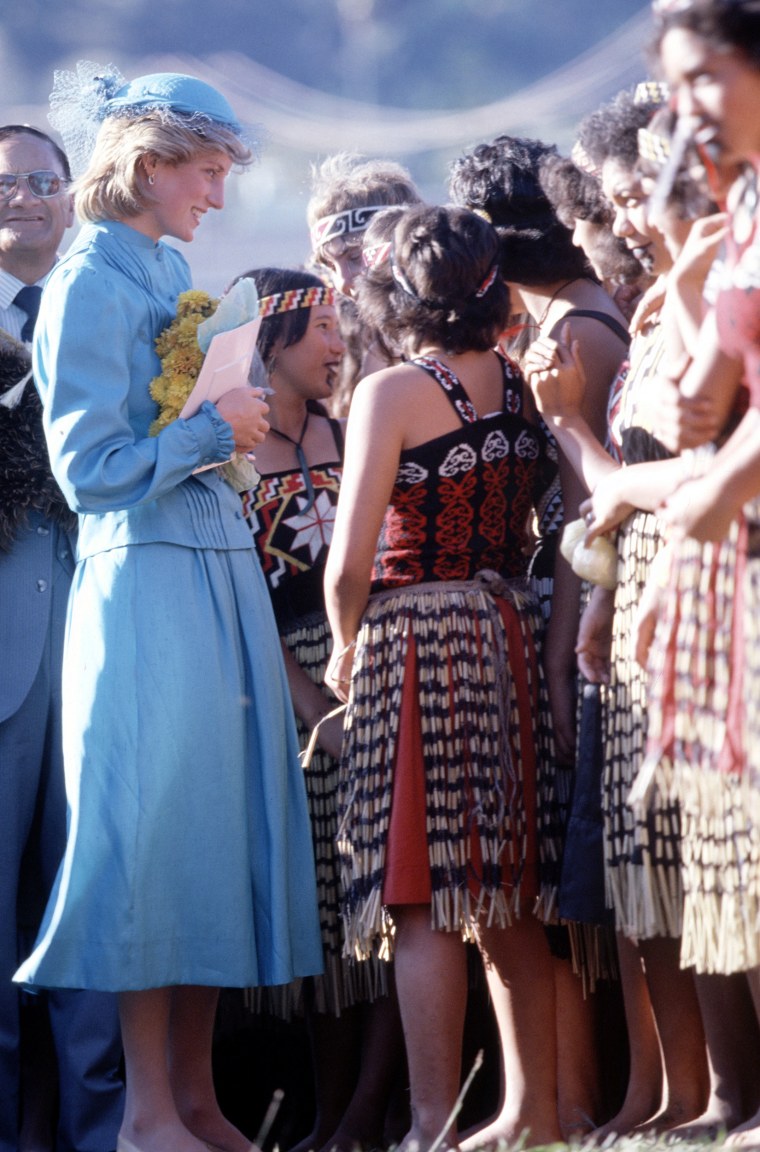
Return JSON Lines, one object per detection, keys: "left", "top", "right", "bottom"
{"left": 382, "top": 607, "right": 540, "bottom": 908}
{"left": 337, "top": 575, "right": 557, "bottom": 960}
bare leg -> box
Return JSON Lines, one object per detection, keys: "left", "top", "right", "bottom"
{"left": 725, "top": 967, "right": 760, "bottom": 1147}
{"left": 169, "top": 985, "right": 256, "bottom": 1152}
{"left": 554, "top": 955, "right": 603, "bottom": 1140}
{"left": 591, "top": 934, "right": 663, "bottom": 1141}
{"left": 286, "top": 1001, "right": 361, "bottom": 1152}
{"left": 636, "top": 935, "right": 708, "bottom": 1131}
{"left": 318, "top": 981, "right": 407, "bottom": 1152}
{"left": 391, "top": 904, "right": 467, "bottom": 1152}
{"left": 670, "top": 972, "right": 760, "bottom": 1140}
{"left": 460, "top": 916, "right": 562, "bottom": 1151}
{"left": 118, "top": 988, "right": 209, "bottom": 1152}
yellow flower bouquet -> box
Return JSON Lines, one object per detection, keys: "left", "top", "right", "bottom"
{"left": 149, "top": 289, "right": 218, "bottom": 435}
{"left": 148, "top": 283, "right": 262, "bottom": 491}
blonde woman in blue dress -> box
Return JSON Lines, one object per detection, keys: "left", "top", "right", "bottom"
{"left": 13, "top": 65, "right": 322, "bottom": 1152}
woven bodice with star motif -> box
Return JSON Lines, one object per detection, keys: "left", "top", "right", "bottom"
{"left": 242, "top": 420, "right": 343, "bottom": 628}
{"left": 371, "top": 353, "right": 553, "bottom": 591}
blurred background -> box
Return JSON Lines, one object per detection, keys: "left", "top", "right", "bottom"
{"left": 4, "top": 0, "right": 654, "bottom": 292}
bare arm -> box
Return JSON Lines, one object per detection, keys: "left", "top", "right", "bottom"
{"left": 279, "top": 642, "right": 344, "bottom": 759}
{"left": 654, "top": 309, "right": 743, "bottom": 452}
{"left": 581, "top": 455, "right": 687, "bottom": 540}
{"left": 661, "top": 406, "right": 760, "bottom": 541}
{"left": 536, "top": 315, "right": 627, "bottom": 760}
{"left": 324, "top": 369, "right": 406, "bottom": 700}
{"left": 661, "top": 214, "right": 728, "bottom": 362}
{"left": 524, "top": 323, "right": 621, "bottom": 495}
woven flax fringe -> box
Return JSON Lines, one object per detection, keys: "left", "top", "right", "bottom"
{"left": 337, "top": 577, "right": 558, "bottom": 961}
{"left": 566, "top": 923, "right": 619, "bottom": 995}
{"left": 604, "top": 508, "right": 684, "bottom": 940}
{"left": 637, "top": 525, "right": 760, "bottom": 975}
{"left": 249, "top": 611, "right": 387, "bottom": 1019}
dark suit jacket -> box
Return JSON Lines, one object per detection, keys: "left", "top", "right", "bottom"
{"left": 0, "top": 511, "right": 77, "bottom": 724}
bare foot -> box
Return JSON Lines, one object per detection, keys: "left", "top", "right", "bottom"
{"left": 394, "top": 1134, "right": 459, "bottom": 1152}
{"left": 587, "top": 1101, "right": 660, "bottom": 1144}
{"left": 726, "top": 1108, "right": 760, "bottom": 1149}
{"left": 631, "top": 1097, "right": 711, "bottom": 1138}
{"left": 118, "top": 1123, "right": 215, "bottom": 1152}
{"left": 459, "top": 1114, "right": 562, "bottom": 1151}
{"left": 666, "top": 1097, "right": 746, "bottom": 1143}
{"left": 560, "top": 1107, "right": 598, "bottom": 1143}
{"left": 178, "top": 1097, "right": 260, "bottom": 1152}
{"left": 317, "top": 1124, "right": 385, "bottom": 1152}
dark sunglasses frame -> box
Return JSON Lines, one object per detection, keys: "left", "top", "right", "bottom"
{"left": 0, "top": 170, "right": 69, "bottom": 201}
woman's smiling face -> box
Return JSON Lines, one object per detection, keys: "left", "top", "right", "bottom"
{"left": 601, "top": 158, "right": 671, "bottom": 276}
{"left": 134, "top": 149, "right": 233, "bottom": 243}
{"left": 660, "top": 26, "right": 760, "bottom": 167}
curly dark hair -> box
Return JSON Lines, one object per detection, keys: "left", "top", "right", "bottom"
{"left": 538, "top": 153, "right": 610, "bottom": 227}
{"left": 577, "top": 88, "right": 663, "bottom": 174}
{"left": 539, "top": 152, "right": 644, "bottom": 283}
{"left": 448, "top": 134, "right": 591, "bottom": 285}
{"left": 354, "top": 204, "right": 510, "bottom": 356}
{"left": 224, "top": 267, "right": 329, "bottom": 372}
{"left": 652, "top": 0, "right": 760, "bottom": 70}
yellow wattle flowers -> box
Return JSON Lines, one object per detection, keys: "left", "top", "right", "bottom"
{"left": 148, "top": 289, "right": 219, "bottom": 436}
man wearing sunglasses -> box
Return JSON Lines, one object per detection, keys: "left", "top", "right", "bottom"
{"left": 0, "top": 125, "right": 124, "bottom": 1152}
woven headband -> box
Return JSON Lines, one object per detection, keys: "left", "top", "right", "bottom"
{"left": 634, "top": 80, "right": 670, "bottom": 105}
{"left": 638, "top": 127, "right": 672, "bottom": 165}
{"left": 311, "top": 204, "right": 390, "bottom": 248}
{"left": 258, "top": 286, "right": 336, "bottom": 316}
{"left": 362, "top": 241, "right": 392, "bottom": 270}
{"left": 571, "top": 141, "right": 601, "bottom": 177}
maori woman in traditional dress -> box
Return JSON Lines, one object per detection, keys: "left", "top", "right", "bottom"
{"left": 524, "top": 91, "right": 715, "bottom": 1139}
{"left": 236, "top": 266, "right": 404, "bottom": 1152}
{"left": 324, "top": 203, "right": 562, "bottom": 1152}
{"left": 633, "top": 0, "right": 760, "bottom": 1144}
{"left": 448, "top": 131, "right": 633, "bottom": 1139}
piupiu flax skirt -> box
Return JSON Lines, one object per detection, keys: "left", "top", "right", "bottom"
{"left": 336, "top": 575, "right": 559, "bottom": 961}
{"left": 255, "top": 610, "right": 388, "bottom": 1017}
{"left": 639, "top": 513, "right": 760, "bottom": 974}
{"left": 604, "top": 508, "right": 684, "bottom": 941}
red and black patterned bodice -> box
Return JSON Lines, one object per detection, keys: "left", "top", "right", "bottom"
{"left": 242, "top": 418, "right": 343, "bottom": 628}
{"left": 371, "top": 353, "right": 552, "bottom": 590}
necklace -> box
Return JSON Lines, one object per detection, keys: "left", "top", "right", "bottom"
{"left": 268, "top": 410, "right": 317, "bottom": 513}
{"left": 535, "top": 277, "right": 583, "bottom": 329}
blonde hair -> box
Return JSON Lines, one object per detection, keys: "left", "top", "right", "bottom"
{"left": 307, "top": 152, "right": 421, "bottom": 233}
{"left": 75, "top": 112, "right": 252, "bottom": 223}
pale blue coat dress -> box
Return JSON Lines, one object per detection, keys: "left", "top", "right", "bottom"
{"left": 14, "top": 220, "right": 323, "bottom": 992}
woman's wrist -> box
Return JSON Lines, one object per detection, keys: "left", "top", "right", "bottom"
{"left": 305, "top": 698, "right": 331, "bottom": 730}
{"left": 325, "top": 636, "right": 356, "bottom": 688}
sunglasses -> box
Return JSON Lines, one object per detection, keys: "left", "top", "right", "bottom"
{"left": 316, "top": 235, "right": 365, "bottom": 268}
{"left": 0, "top": 170, "right": 69, "bottom": 201}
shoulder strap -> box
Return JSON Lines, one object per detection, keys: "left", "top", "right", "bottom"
{"left": 411, "top": 355, "right": 479, "bottom": 424}
{"left": 496, "top": 350, "right": 526, "bottom": 414}
{"left": 562, "top": 308, "right": 630, "bottom": 345}
{"left": 327, "top": 416, "right": 346, "bottom": 461}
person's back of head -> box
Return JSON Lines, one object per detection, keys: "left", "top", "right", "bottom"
{"left": 355, "top": 203, "right": 509, "bottom": 357}
{"left": 449, "top": 134, "right": 590, "bottom": 286}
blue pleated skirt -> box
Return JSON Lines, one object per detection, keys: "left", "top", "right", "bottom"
{"left": 15, "top": 541, "right": 323, "bottom": 991}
